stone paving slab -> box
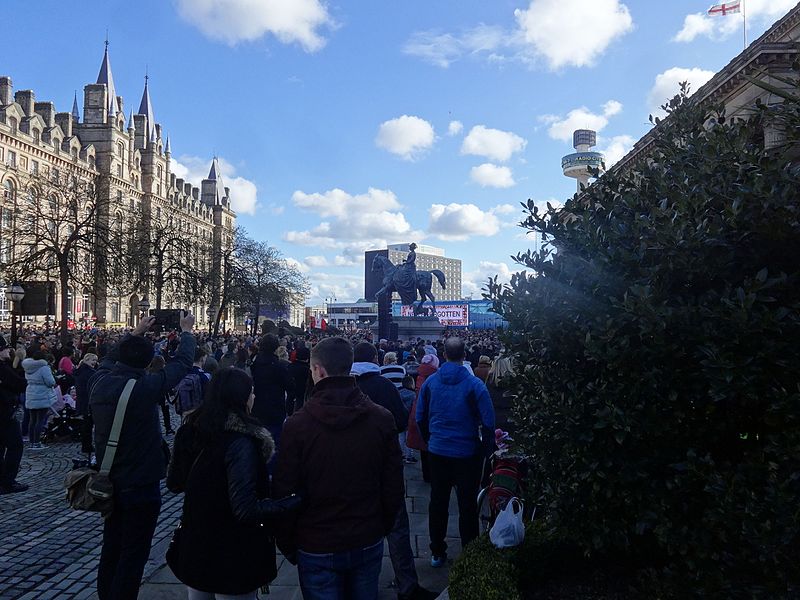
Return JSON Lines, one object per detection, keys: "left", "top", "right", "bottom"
{"left": 0, "top": 415, "right": 459, "bottom": 599}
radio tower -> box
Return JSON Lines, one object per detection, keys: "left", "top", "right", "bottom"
{"left": 562, "top": 129, "right": 605, "bottom": 192}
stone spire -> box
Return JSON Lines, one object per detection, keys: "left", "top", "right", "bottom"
{"left": 96, "top": 40, "right": 118, "bottom": 117}
{"left": 137, "top": 73, "right": 156, "bottom": 143}
{"left": 71, "top": 91, "right": 80, "bottom": 123}
{"left": 127, "top": 109, "right": 135, "bottom": 131}
{"left": 208, "top": 157, "right": 220, "bottom": 180}
{"left": 165, "top": 135, "right": 171, "bottom": 155}
{"left": 207, "top": 157, "right": 223, "bottom": 204}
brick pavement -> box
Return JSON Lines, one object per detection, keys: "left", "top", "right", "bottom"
{"left": 0, "top": 415, "right": 457, "bottom": 600}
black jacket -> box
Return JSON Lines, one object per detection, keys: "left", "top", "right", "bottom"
{"left": 286, "top": 361, "right": 311, "bottom": 413}
{"left": 354, "top": 371, "right": 408, "bottom": 433}
{"left": 250, "top": 352, "right": 290, "bottom": 426}
{"left": 89, "top": 332, "right": 195, "bottom": 491}
{"left": 73, "top": 363, "right": 96, "bottom": 416}
{"left": 0, "top": 359, "right": 26, "bottom": 421}
{"left": 167, "top": 413, "right": 301, "bottom": 594}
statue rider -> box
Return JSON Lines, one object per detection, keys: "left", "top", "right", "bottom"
{"left": 393, "top": 243, "right": 418, "bottom": 305}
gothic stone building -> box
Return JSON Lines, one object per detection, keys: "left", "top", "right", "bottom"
{"left": 0, "top": 44, "right": 235, "bottom": 326}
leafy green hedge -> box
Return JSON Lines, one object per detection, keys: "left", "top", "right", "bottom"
{"left": 488, "top": 73, "right": 800, "bottom": 597}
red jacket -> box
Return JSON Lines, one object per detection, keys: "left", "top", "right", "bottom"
{"left": 273, "top": 376, "right": 404, "bottom": 554}
{"left": 406, "top": 362, "right": 438, "bottom": 451}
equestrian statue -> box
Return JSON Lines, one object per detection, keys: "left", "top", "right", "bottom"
{"left": 371, "top": 243, "right": 446, "bottom": 316}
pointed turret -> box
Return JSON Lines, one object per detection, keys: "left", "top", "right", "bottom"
{"left": 137, "top": 75, "right": 157, "bottom": 143}
{"left": 204, "top": 157, "right": 224, "bottom": 205}
{"left": 71, "top": 92, "right": 80, "bottom": 123}
{"left": 127, "top": 109, "right": 135, "bottom": 131}
{"left": 165, "top": 135, "right": 171, "bottom": 155}
{"left": 208, "top": 157, "right": 220, "bottom": 181}
{"left": 96, "top": 41, "right": 118, "bottom": 117}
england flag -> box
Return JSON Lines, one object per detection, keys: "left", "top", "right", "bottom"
{"left": 708, "top": 1, "right": 741, "bottom": 16}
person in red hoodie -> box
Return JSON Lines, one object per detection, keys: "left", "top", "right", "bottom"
{"left": 274, "top": 337, "right": 404, "bottom": 600}
{"left": 406, "top": 352, "right": 439, "bottom": 483}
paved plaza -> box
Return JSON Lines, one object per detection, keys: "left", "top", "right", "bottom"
{"left": 0, "top": 423, "right": 456, "bottom": 600}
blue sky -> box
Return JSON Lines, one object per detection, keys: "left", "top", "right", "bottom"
{"left": 4, "top": 0, "right": 796, "bottom": 304}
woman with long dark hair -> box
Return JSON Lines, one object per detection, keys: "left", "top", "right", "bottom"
{"left": 167, "top": 368, "right": 301, "bottom": 599}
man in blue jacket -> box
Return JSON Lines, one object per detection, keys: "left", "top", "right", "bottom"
{"left": 89, "top": 313, "right": 196, "bottom": 600}
{"left": 416, "top": 337, "right": 494, "bottom": 567}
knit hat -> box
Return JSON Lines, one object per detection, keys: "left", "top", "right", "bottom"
{"left": 420, "top": 354, "right": 439, "bottom": 369}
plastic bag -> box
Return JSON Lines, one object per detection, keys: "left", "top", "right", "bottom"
{"left": 489, "top": 497, "right": 525, "bottom": 548}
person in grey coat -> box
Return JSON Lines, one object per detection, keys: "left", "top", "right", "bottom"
{"left": 22, "top": 350, "right": 56, "bottom": 450}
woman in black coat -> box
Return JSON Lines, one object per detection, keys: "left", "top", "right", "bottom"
{"left": 167, "top": 368, "right": 301, "bottom": 598}
{"left": 73, "top": 353, "right": 98, "bottom": 454}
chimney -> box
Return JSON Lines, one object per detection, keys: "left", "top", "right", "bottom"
{"left": 184, "top": 182, "right": 192, "bottom": 196}
{"left": 0, "top": 77, "right": 11, "bottom": 106}
{"left": 34, "top": 102, "right": 56, "bottom": 127}
{"left": 191, "top": 187, "right": 199, "bottom": 200}
{"left": 55, "top": 112, "right": 73, "bottom": 137}
{"left": 15, "top": 90, "right": 35, "bottom": 115}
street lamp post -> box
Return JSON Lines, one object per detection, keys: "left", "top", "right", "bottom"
{"left": 137, "top": 296, "right": 150, "bottom": 323}
{"left": 206, "top": 306, "right": 216, "bottom": 335}
{"left": 7, "top": 284, "right": 25, "bottom": 346}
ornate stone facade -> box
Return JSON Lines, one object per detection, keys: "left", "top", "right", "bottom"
{"left": 0, "top": 44, "right": 235, "bottom": 326}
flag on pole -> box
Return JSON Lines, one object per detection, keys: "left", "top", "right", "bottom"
{"left": 708, "top": 0, "right": 741, "bottom": 15}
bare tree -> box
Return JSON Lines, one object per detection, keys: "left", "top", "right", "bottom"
{"left": 1, "top": 172, "right": 113, "bottom": 343}
{"left": 238, "top": 235, "right": 308, "bottom": 335}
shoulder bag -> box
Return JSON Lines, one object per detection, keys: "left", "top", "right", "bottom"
{"left": 64, "top": 378, "right": 136, "bottom": 518}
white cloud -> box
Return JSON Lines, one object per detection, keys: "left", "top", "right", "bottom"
{"left": 514, "top": 0, "right": 633, "bottom": 69}
{"left": 462, "top": 261, "right": 515, "bottom": 298}
{"left": 404, "top": 1, "right": 633, "bottom": 71}
{"left": 285, "top": 257, "right": 310, "bottom": 274}
{"left": 174, "top": 0, "right": 333, "bottom": 51}
{"left": 171, "top": 154, "right": 259, "bottom": 215}
{"left": 599, "top": 134, "right": 636, "bottom": 167}
{"left": 304, "top": 255, "right": 329, "bottom": 268}
{"left": 307, "top": 273, "right": 364, "bottom": 304}
{"left": 448, "top": 120, "right": 464, "bottom": 136}
{"left": 674, "top": 0, "right": 796, "bottom": 43}
{"left": 541, "top": 100, "right": 623, "bottom": 142}
{"left": 427, "top": 203, "right": 514, "bottom": 241}
{"left": 470, "top": 163, "right": 516, "bottom": 188}
{"left": 285, "top": 188, "right": 422, "bottom": 265}
{"left": 375, "top": 115, "right": 436, "bottom": 160}
{"left": 647, "top": 67, "right": 715, "bottom": 116}
{"left": 461, "top": 126, "right": 526, "bottom": 162}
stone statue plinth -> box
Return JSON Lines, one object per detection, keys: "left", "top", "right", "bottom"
{"left": 371, "top": 316, "right": 443, "bottom": 341}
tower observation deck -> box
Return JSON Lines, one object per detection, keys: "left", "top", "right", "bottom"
{"left": 561, "top": 129, "right": 605, "bottom": 192}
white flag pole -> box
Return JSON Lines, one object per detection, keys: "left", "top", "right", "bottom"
{"left": 743, "top": 0, "right": 748, "bottom": 48}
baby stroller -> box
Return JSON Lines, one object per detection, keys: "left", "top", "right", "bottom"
{"left": 41, "top": 392, "right": 82, "bottom": 444}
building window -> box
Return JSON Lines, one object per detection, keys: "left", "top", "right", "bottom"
{"left": 32, "top": 129, "right": 40, "bottom": 143}
{"left": 7, "top": 150, "right": 16, "bottom": 168}
{"left": 116, "top": 163, "right": 122, "bottom": 177}
{"left": 53, "top": 139, "right": 60, "bottom": 153}
{"left": 71, "top": 147, "right": 78, "bottom": 159}
{"left": 2, "top": 179, "right": 15, "bottom": 202}
{"left": 31, "top": 160, "right": 38, "bottom": 175}
{"left": 9, "top": 117, "right": 17, "bottom": 134}
{"left": 52, "top": 168, "right": 60, "bottom": 183}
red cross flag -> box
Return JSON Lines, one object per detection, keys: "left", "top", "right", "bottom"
{"left": 708, "top": 0, "right": 741, "bottom": 15}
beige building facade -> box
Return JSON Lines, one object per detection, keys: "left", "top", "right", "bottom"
{"left": 0, "top": 44, "right": 235, "bottom": 326}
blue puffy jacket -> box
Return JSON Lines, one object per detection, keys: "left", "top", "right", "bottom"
{"left": 416, "top": 362, "right": 495, "bottom": 458}
{"left": 22, "top": 358, "right": 56, "bottom": 409}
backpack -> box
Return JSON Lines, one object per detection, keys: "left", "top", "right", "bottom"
{"left": 174, "top": 370, "right": 208, "bottom": 415}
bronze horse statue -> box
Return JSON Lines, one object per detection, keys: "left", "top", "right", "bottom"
{"left": 371, "top": 255, "right": 446, "bottom": 316}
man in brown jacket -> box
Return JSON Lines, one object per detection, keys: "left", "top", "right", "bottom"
{"left": 274, "top": 337, "right": 404, "bottom": 600}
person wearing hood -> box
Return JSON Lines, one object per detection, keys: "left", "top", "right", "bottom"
{"left": 166, "top": 368, "right": 301, "bottom": 599}
{"left": 273, "top": 337, "right": 404, "bottom": 600}
{"left": 0, "top": 337, "right": 28, "bottom": 494}
{"left": 351, "top": 342, "right": 407, "bottom": 433}
{"left": 416, "top": 337, "right": 495, "bottom": 568}
{"left": 22, "top": 348, "right": 57, "bottom": 450}
{"left": 406, "top": 352, "right": 439, "bottom": 484}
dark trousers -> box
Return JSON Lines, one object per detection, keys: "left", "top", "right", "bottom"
{"left": 0, "top": 417, "right": 23, "bottom": 488}
{"left": 97, "top": 487, "right": 161, "bottom": 600}
{"left": 158, "top": 397, "right": 172, "bottom": 432}
{"left": 420, "top": 450, "right": 431, "bottom": 483}
{"left": 80, "top": 413, "right": 94, "bottom": 454}
{"left": 428, "top": 452, "right": 482, "bottom": 557}
{"left": 28, "top": 408, "right": 49, "bottom": 444}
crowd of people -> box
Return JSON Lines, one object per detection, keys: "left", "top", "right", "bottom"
{"left": 0, "top": 319, "right": 516, "bottom": 600}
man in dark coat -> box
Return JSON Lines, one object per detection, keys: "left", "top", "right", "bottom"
{"left": 89, "top": 313, "right": 196, "bottom": 600}
{"left": 249, "top": 334, "right": 290, "bottom": 463}
{"left": 350, "top": 342, "right": 408, "bottom": 433}
{"left": 0, "top": 337, "right": 27, "bottom": 495}
{"left": 274, "top": 337, "right": 404, "bottom": 599}
{"left": 285, "top": 345, "right": 311, "bottom": 415}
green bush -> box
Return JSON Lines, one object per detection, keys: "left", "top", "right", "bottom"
{"left": 488, "top": 77, "right": 800, "bottom": 597}
{"left": 449, "top": 533, "right": 521, "bottom": 600}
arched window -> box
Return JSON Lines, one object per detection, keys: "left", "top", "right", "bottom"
{"left": 115, "top": 211, "right": 123, "bottom": 233}
{"left": 117, "top": 142, "right": 124, "bottom": 157}
{"left": 2, "top": 179, "right": 15, "bottom": 203}
{"left": 157, "top": 165, "right": 162, "bottom": 178}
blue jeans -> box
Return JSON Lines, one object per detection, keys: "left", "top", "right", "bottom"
{"left": 297, "top": 539, "right": 384, "bottom": 600}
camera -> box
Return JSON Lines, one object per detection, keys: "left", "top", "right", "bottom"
{"left": 149, "top": 309, "right": 186, "bottom": 334}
